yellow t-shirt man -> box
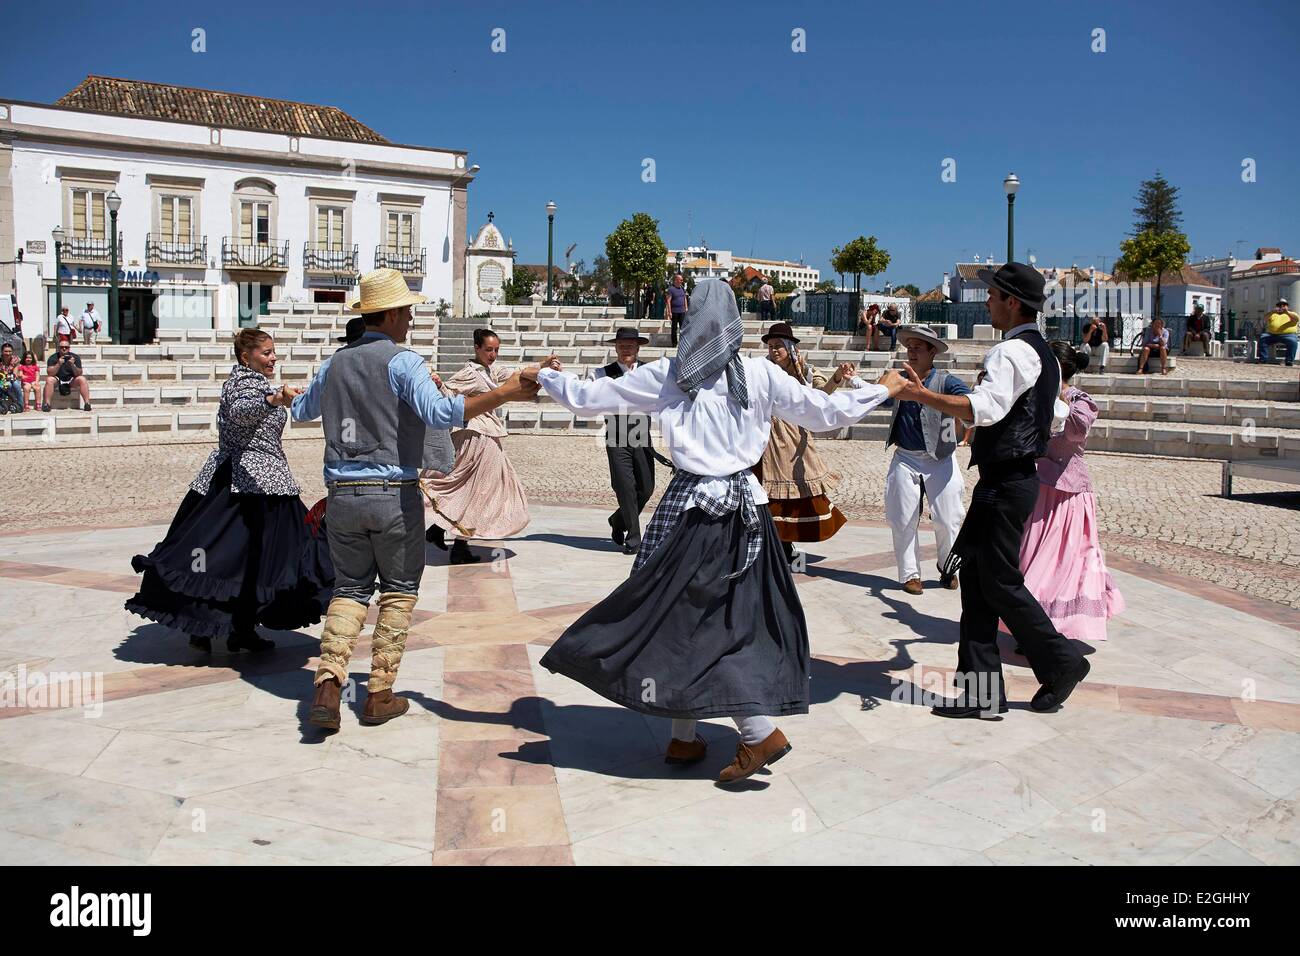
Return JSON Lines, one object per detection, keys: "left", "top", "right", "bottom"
{"left": 1267, "top": 307, "right": 1299, "bottom": 335}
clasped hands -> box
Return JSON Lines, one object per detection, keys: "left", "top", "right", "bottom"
{"left": 507, "top": 354, "right": 563, "bottom": 399}
{"left": 876, "top": 362, "right": 925, "bottom": 400}
{"left": 267, "top": 384, "right": 302, "bottom": 408}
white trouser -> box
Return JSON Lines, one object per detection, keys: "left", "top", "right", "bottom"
{"left": 885, "top": 448, "right": 966, "bottom": 583}
{"left": 1080, "top": 340, "right": 1108, "bottom": 369}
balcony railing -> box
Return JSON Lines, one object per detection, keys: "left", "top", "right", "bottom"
{"left": 375, "top": 245, "right": 426, "bottom": 276}
{"left": 61, "top": 235, "right": 123, "bottom": 263}
{"left": 304, "top": 243, "right": 359, "bottom": 273}
{"left": 222, "top": 238, "right": 290, "bottom": 271}
{"left": 147, "top": 233, "right": 208, "bottom": 267}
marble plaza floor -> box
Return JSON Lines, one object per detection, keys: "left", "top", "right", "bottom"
{"left": 1, "top": 503, "right": 1297, "bottom": 866}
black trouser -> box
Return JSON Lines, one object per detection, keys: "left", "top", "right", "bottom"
{"left": 671, "top": 313, "right": 687, "bottom": 346}
{"left": 955, "top": 461, "right": 1084, "bottom": 705}
{"left": 606, "top": 440, "right": 655, "bottom": 548}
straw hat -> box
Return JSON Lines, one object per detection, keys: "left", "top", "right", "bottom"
{"left": 347, "top": 268, "right": 427, "bottom": 314}
{"left": 897, "top": 324, "right": 950, "bottom": 354}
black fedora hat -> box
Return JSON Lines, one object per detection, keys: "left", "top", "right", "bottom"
{"left": 337, "top": 316, "right": 366, "bottom": 344}
{"left": 605, "top": 327, "right": 649, "bottom": 344}
{"left": 977, "top": 262, "right": 1046, "bottom": 312}
{"left": 760, "top": 321, "right": 800, "bottom": 344}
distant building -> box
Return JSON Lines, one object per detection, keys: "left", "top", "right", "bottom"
{"left": 666, "top": 246, "right": 819, "bottom": 290}
{"left": 1, "top": 75, "right": 476, "bottom": 339}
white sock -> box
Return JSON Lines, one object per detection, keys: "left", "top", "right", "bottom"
{"left": 733, "top": 715, "right": 775, "bottom": 745}
{"left": 670, "top": 718, "right": 698, "bottom": 742}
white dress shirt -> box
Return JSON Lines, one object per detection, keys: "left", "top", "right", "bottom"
{"left": 967, "top": 322, "right": 1068, "bottom": 432}
{"left": 540, "top": 356, "right": 891, "bottom": 506}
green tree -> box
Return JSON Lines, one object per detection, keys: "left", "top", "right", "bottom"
{"left": 605, "top": 213, "right": 668, "bottom": 320}
{"left": 1115, "top": 229, "right": 1191, "bottom": 320}
{"left": 837, "top": 235, "right": 891, "bottom": 295}
{"left": 1132, "top": 172, "right": 1183, "bottom": 236}
{"left": 896, "top": 283, "right": 921, "bottom": 297}
{"left": 502, "top": 268, "right": 538, "bottom": 306}
{"left": 812, "top": 279, "right": 838, "bottom": 293}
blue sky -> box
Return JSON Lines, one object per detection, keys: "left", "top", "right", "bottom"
{"left": 4, "top": 0, "right": 1296, "bottom": 288}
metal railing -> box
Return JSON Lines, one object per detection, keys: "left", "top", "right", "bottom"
{"left": 222, "top": 238, "right": 289, "bottom": 270}
{"left": 146, "top": 233, "right": 207, "bottom": 266}
{"left": 62, "top": 235, "right": 123, "bottom": 263}
{"left": 374, "top": 245, "right": 426, "bottom": 275}
{"left": 303, "top": 243, "right": 359, "bottom": 272}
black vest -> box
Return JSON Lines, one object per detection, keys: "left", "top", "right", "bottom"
{"left": 601, "top": 361, "right": 650, "bottom": 448}
{"left": 969, "top": 327, "right": 1059, "bottom": 469}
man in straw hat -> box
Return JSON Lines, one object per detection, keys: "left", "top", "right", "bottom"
{"left": 879, "top": 325, "right": 971, "bottom": 595}
{"left": 291, "top": 268, "right": 545, "bottom": 729}
{"left": 896, "top": 263, "right": 1088, "bottom": 719}
{"left": 590, "top": 327, "right": 657, "bottom": 554}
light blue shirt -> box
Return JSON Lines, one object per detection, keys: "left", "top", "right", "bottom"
{"left": 291, "top": 330, "right": 466, "bottom": 483}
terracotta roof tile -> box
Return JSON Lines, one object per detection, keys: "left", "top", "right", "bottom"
{"left": 55, "top": 75, "right": 388, "bottom": 144}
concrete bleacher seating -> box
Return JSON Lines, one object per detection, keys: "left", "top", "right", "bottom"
{"left": 5, "top": 303, "right": 1300, "bottom": 466}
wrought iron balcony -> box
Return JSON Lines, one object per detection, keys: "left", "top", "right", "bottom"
{"left": 147, "top": 233, "right": 208, "bottom": 267}
{"left": 222, "top": 238, "right": 289, "bottom": 271}
{"left": 374, "top": 245, "right": 426, "bottom": 276}
{"left": 61, "top": 235, "right": 123, "bottom": 263}
{"left": 304, "top": 243, "right": 359, "bottom": 273}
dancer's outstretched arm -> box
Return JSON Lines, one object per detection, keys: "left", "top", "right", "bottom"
{"left": 535, "top": 358, "right": 667, "bottom": 416}
{"left": 762, "top": 359, "right": 906, "bottom": 431}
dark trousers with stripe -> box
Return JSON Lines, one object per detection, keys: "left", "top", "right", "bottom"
{"left": 606, "top": 441, "right": 655, "bottom": 548}
{"left": 955, "top": 463, "right": 1085, "bottom": 705}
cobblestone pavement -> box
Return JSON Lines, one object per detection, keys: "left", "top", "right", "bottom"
{"left": 3, "top": 433, "right": 1299, "bottom": 607}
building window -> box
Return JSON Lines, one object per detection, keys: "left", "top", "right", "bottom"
{"left": 159, "top": 195, "right": 193, "bottom": 243}
{"left": 240, "top": 201, "right": 272, "bottom": 244}
{"left": 316, "top": 206, "right": 346, "bottom": 250}
{"left": 71, "top": 188, "right": 106, "bottom": 239}
{"left": 386, "top": 210, "right": 415, "bottom": 252}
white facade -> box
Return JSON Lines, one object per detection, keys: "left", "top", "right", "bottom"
{"left": 732, "top": 255, "right": 819, "bottom": 290}
{"left": 666, "top": 246, "right": 820, "bottom": 289}
{"left": 1227, "top": 260, "right": 1300, "bottom": 326}
{"left": 464, "top": 217, "right": 514, "bottom": 316}
{"left": 1, "top": 97, "right": 475, "bottom": 341}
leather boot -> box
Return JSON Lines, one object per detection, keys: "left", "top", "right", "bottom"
{"left": 717, "top": 728, "right": 792, "bottom": 784}
{"left": 314, "top": 597, "right": 369, "bottom": 687}
{"left": 450, "top": 539, "right": 481, "bottom": 564}
{"left": 309, "top": 676, "right": 343, "bottom": 729}
{"left": 367, "top": 591, "right": 416, "bottom": 694}
{"left": 361, "top": 688, "right": 410, "bottom": 725}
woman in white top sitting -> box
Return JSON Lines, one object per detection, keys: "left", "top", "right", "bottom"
{"left": 535, "top": 279, "right": 908, "bottom": 785}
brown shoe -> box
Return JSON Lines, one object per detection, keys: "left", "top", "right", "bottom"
{"left": 309, "top": 677, "right": 342, "bottom": 730}
{"left": 903, "top": 578, "right": 924, "bottom": 595}
{"left": 664, "top": 735, "right": 707, "bottom": 765}
{"left": 360, "top": 689, "right": 410, "bottom": 725}
{"left": 941, "top": 572, "right": 959, "bottom": 590}
{"left": 717, "top": 728, "right": 791, "bottom": 784}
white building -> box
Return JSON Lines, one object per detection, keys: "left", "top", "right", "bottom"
{"left": 666, "top": 246, "right": 819, "bottom": 289}
{"left": 463, "top": 213, "right": 514, "bottom": 316}
{"left": 1227, "top": 254, "right": 1300, "bottom": 327}
{"left": 0, "top": 75, "right": 476, "bottom": 342}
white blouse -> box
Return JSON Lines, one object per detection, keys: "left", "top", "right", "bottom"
{"left": 539, "top": 356, "right": 891, "bottom": 505}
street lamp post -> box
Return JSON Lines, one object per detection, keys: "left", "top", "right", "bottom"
{"left": 1003, "top": 174, "right": 1019, "bottom": 264}
{"left": 107, "top": 190, "right": 122, "bottom": 343}
{"left": 545, "top": 201, "right": 557, "bottom": 305}
{"left": 51, "top": 226, "right": 65, "bottom": 325}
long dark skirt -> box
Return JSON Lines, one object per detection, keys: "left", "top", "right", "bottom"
{"left": 124, "top": 459, "right": 334, "bottom": 638}
{"left": 540, "top": 505, "right": 810, "bottom": 719}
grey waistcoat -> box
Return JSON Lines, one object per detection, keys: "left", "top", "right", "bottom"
{"left": 886, "top": 368, "right": 958, "bottom": 461}
{"left": 321, "top": 336, "right": 428, "bottom": 470}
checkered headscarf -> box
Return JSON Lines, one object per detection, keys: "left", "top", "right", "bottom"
{"left": 674, "top": 279, "right": 749, "bottom": 409}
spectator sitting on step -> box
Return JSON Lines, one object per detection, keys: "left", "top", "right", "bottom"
{"left": 0, "top": 343, "right": 22, "bottom": 412}
{"left": 857, "top": 303, "right": 880, "bottom": 343}
{"left": 1256, "top": 299, "right": 1299, "bottom": 367}
{"left": 1183, "top": 305, "right": 1212, "bottom": 356}
{"left": 42, "top": 341, "right": 91, "bottom": 412}
{"left": 1080, "top": 316, "right": 1109, "bottom": 373}
{"left": 1136, "top": 317, "right": 1169, "bottom": 375}
{"left": 874, "top": 305, "right": 902, "bottom": 351}
{"left": 18, "top": 350, "right": 40, "bottom": 411}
